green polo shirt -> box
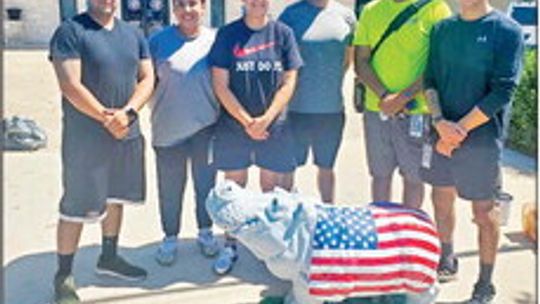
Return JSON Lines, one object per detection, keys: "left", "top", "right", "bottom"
{"left": 353, "top": 0, "right": 451, "bottom": 114}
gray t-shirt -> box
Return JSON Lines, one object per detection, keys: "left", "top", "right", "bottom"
{"left": 149, "top": 26, "right": 219, "bottom": 147}
{"left": 279, "top": 0, "right": 356, "bottom": 114}
{"left": 49, "top": 13, "right": 150, "bottom": 140}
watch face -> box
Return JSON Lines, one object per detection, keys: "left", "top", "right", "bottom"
{"left": 128, "top": 0, "right": 141, "bottom": 11}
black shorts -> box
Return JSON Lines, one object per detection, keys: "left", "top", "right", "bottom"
{"left": 289, "top": 112, "right": 345, "bottom": 169}
{"left": 213, "top": 121, "right": 296, "bottom": 173}
{"left": 420, "top": 134, "right": 502, "bottom": 201}
{"left": 59, "top": 132, "right": 145, "bottom": 222}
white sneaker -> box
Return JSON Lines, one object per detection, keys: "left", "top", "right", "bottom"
{"left": 197, "top": 229, "right": 219, "bottom": 257}
{"left": 213, "top": 246, "right": 238, "bottom": 275}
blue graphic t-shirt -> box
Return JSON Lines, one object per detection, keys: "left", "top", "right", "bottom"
{"left": 209, "top": 18, "right": 303, "bottom": 130}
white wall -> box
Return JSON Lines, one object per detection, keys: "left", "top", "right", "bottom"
{"left": 2, "top": 0, "right": 513, "bottom": 48}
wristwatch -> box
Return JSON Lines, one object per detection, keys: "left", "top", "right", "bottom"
{"left": 431, "top": 114, "right": 443, "bottom": 127}
{"left": 125, "top": 108, "right": 138, "bottom": 126}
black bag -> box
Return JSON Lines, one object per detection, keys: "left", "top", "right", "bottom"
{"left": 354, "top": 0, "right": 433, "bottom": 113}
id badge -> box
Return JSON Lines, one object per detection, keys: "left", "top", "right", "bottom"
{"left": 207, "top": 137, "right": 214, "bottom": 165}
{"left": 409, "top": 115, "right": 424, "bottom": 138}
{"left": 421, "top": 143, "right": 433, "bottom": 169}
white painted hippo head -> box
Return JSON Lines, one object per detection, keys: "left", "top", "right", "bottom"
{"left": 206, "top": 180, "right": 319, "bottom": 264}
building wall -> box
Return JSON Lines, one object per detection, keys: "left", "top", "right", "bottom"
{"left": 2, "top": 0, "right": 513, "bottom": 48}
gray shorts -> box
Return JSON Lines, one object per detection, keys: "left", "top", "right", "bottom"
{"left": 420, "top": 134, "right": 502, "bottom": 201}
{"left": 59, "top": 133, "right": 145, "bottom": 223}
{"left": 363, "top": 111, "right": 427, "bottom": 182}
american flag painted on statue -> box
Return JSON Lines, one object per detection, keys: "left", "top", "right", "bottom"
{"left": 308, "top": 202, "right": 441, "bottom": 301}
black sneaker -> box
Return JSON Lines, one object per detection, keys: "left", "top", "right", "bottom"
{"left": 437, "top": 255, "right": 458, "bottom": 283}
{"left": 96, "top": 255, "right": 147, "bottom": 281}
{"left": 466, "top": 282, "right": 496, "bottom": 304}
{"left": 54, "top": 274, "right": 80, "bottom": 304}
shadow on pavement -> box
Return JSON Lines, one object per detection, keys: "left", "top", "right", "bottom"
{"left": 501, "top": 148, "right": 537, "bottom": 176}
{"left": 4, "top": 238, "right": 290, "bottom": 304}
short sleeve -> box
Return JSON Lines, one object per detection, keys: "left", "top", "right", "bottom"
{"left": 352, "top": 7, "right": 370, "bottom": 46}
{"left": 208, "top": 27, "right": 232, "bottom": 69}
{"left": 281, "top": 25, "right": 303, "bottom": 71}
{"left": 278, "top": 7, "right": 292, "bottom": 26}
{"left": 135, "top": 29, "right": 151, "bottom": 60}
{"left": 344, "top": 10, "right": 358, "bottom": 46}
{"left": 428, "top": 0, "right": 452, "bottom": 27}
{"left": 49, "top": 22, "right": 81, "bottom": 62}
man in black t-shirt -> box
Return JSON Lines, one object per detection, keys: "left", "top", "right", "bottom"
{"left": 49, "top": 1, "right": 154, "bottom": 303}
{"left": 421, "top": 0, "right": 524, "bottom": 302}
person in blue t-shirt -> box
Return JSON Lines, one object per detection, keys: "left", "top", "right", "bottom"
{"left": 278, "top": 0, "right": 356, "bottom": 203}
{"left": 420, "top": 0, "right": 524, "bottom": 302}
{"left": 208, "top": 0, "right": 303, "bottom": 275}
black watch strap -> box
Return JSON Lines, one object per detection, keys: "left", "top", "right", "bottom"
{"left": 126, "top": 108, "right": 138, "bottom": 126}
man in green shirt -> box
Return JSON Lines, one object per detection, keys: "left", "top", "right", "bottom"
{"left": 353, "top": 0, "right": 451, "bottom": 208}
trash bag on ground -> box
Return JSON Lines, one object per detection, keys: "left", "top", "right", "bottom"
{"left": 1, "top": 116, "right": 47, "bottom": 151}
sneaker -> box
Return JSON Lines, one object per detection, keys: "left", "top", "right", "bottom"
{"left": 197, "top": 229, "right": 219, "bottom": 257}
{"left": 466, "top": 282, "right": 496, "bottom": 304}
{"left": 437, "top": 255, "right": 458, "bottom": 283}
{"left": 155, "top": 236, "right": 178, "bottom": 266}
{"left": 96, "top": 255, "right": 147, "bottom": 281}
{"left": 213, "top": 246, "right": 238, "bottom": 275}
{"left": 54, "top": 274, "right": 80, "bottom": 304}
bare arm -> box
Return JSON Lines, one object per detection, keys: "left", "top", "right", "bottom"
{"left": 123, "top": 59, "right": 155, "bottom": 112}
{"left": 354, "top": 45, "right": 388, "bottom": 98}
{"left": 458, "top": 107, "right": 490, "bottom": 132}
{"left": 52, "top": 59, "right": 108, "bottom": 123}
{"left": 343, "top": 46, "right": 355, "bottom": 73}
{"left": 263, "top": 70, "right": 298, "bottom": 122}
{"left": 248, "top": 70, "right": 298, "bottom": 140}
{"left": 211, "top": 67, "right": 254, "bottom": 128}
{"left": 104, "top": 59, "right": 155, "bottom": 138}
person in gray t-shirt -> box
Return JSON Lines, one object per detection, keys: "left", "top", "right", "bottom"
{"left": 49, "top": 1, "right": 154, "bottom": 303}
{"left": 148, "top": 0, "right": 220, "bottom": 267}
{"left": 279, "top": 0, "right": 356, "bottom": 203}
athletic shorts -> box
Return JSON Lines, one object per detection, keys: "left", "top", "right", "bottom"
{"left": 363, "top": 111, "right": 428, "bottom": 182}
{"left": 213, "top": 122, "right": 296, "bottom": 173}
{"left": 59, "top": 132, "right": 145, "bottom": 223}
{"left": 289, "top": 112, "right": 345, "bottom": 169}
{"left": 420, "top": 133, "right": 502, "bottom": 201}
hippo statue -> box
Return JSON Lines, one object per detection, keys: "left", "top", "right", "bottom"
{"left": 206, "top": 181, "right": 441, "bottom": 304}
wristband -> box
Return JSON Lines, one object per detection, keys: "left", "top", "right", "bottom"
{"left": 379, "top": 90, "right": 390, "bottom": 100}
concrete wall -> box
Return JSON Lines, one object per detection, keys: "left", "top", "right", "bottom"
{"left": 2, "top": 0, "right": 514, "bottom": 48}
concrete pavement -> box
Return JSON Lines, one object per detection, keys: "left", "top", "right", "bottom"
{"left": 3, "top": 2, "right": 537, "bottom": 303}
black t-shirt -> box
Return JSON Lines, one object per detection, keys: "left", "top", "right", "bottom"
{"left": 208, "top": 18, "right": 303, "bottom": 131}
{"left": 49, "top": 13, "right": 150, "bottom": 140}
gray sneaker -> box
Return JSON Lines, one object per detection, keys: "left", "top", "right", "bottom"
{"left": 54, "top": 274, "right": 80, "bottom": 304}
{"left": 466, "top": 282, "right": 496, "bottom": 304}
{"left": 197, "top": 229, "right": 219, "bottom": 257}
{"left": 96, "top": 255, "right": 147, "bottom": 281}
{"left": 155, "top": 236, "right": 178, "bottom": 266}
{"left": 213, "top": 246, "right": 238, "bottom": 275}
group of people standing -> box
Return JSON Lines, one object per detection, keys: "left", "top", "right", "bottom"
{"left": 48, "top": 0, "right": 524, "bottom": 303}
